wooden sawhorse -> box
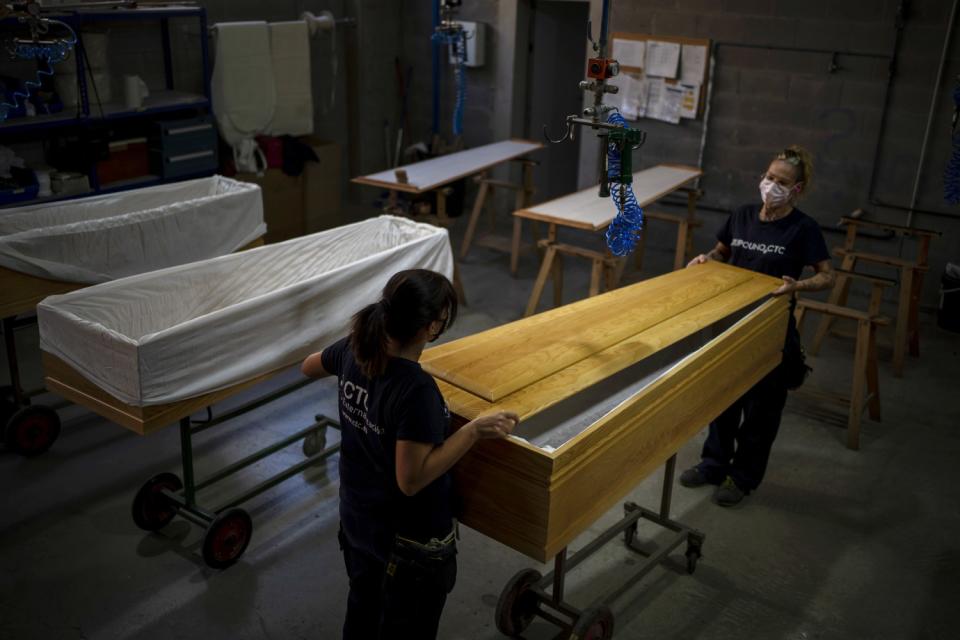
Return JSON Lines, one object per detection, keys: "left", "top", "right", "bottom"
{"left": 796, "top": 296, "right": 890, "bottom": 450}
{"left": 811, "top": 215, "right": 940, "bottom": 377}
{"left": 460, "top": 159, "right": 538, "bottom": 272}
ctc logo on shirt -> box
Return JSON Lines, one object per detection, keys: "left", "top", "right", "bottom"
{"left": 341, "top": 379, "right": 369, "bottom": 411}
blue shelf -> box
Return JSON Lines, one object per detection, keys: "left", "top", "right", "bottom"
{"left": 0, "top": 92, "right": 210, "bottom": 135}
{"left": 0, "top": 5, "right": 214, "bottom": 207}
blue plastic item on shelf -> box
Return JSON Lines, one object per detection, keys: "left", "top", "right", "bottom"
{"left": 0, "top": 169, "right": 40, "bottom": 206}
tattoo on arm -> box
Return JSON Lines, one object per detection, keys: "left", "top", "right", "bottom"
{"left": 706, "top": 247, "right": 727, "bottom": 262}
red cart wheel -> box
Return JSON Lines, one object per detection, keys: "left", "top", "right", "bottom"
{"left": 495, "top": 568, "right": 542, "bottom": 637}
{"left": 570, "top": 605, "right": 614, "bottom": 640}
{"left": 202, "top": 508, "right": 253, "bottom": 569}
{"left": 4, "top": 404, "right": 60, "bottom": 456}
{"left": 131, "top": 472, "right": 183, "bottom": 531}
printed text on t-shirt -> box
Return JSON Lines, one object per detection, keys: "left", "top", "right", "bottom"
{"left": 731, "top": 237, "right": 786, "bottom": 255}
{"left": 339, "top": 379, "right": 384, "bottom": 436}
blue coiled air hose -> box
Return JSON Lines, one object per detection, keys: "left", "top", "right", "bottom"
{"left": 0, "top": 26, "right": 76, "bottom": 122}
{"left": 944, "top": 83, "right": 960, "bottom": 205}
{"left": 604, "top": 112, "right": 644, "bottom": 256}
{"left": 430, "top": 30, "right": 467, "bottom": 138}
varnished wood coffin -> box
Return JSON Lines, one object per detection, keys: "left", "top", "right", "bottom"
{"left": 421, "top": 261, "right": 789, "bottom": 562}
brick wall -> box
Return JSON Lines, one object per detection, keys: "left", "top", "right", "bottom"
{"left": 601, "top": 0, "right": 960, "bottom": 311}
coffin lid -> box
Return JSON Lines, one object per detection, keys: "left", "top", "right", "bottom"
{"left": 421, "top": 262, "right": 782, "bottom": 405}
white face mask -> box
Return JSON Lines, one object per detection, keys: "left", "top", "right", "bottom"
{"left": 759, "top": 178, "right": 794, "bottom": 207}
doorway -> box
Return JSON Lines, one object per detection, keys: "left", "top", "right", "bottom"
{"left": 524, "top": 0, "right": 590, "bottom": 204}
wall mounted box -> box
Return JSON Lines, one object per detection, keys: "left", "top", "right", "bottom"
{"left": 449, "top": 21, "right": 485, "bottom": 67}
{"left": 423, "top": 261, "right": 789, "bottom": 562}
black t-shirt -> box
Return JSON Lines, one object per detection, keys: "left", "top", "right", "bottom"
{"left": 321, "top": 337, "right": 454, "bottom": 560}
{"left": 718, "top": 204, "right": 830, "bottom": 280}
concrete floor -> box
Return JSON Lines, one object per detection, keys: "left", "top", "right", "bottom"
{"left": 1, "top": 208, "right": 958, "bottom": 640}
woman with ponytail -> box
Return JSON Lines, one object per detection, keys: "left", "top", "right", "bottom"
{"left": 683, "top": 146, "right": 835, "bottom": 507}
{"left": 301, "top": 268, "right": 518, "bottom": 640}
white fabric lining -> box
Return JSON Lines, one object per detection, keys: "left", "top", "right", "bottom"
{"left": 0, "top": 176, "right": 265, "bottom": 284}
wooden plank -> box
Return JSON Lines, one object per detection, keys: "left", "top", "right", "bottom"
{"left": 424, "top": 261, "right": 756, "bottom": 402}
{"left": 839, "top": 217, "right": 941, "bottom": 237}
{"left": 351, "top": 140, "right": 542, "bottom": 194}
{"left": 43, "top": 352, "right": 290, "bottom": 435}
{"left": 513, "top": 165, "right": 702, "bottom": 231}
{"left": 833, "top": 247, "right": 929, "bottom": 271}
{"left": 431, "top": 273, "right": 783, "bottom": 423}
{"left": 0, "top": 268, "right": 82, "bottom": 319}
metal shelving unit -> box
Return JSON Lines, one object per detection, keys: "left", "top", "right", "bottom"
{"left": 0, "top": 5, "right": 213, "bottom": 206}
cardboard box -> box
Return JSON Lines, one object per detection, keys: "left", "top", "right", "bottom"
{"left": 304, "top": 137, "right": 341, "bottom": 233}
{"left": 236, "top": 137, "right": 340, "bottom": 243}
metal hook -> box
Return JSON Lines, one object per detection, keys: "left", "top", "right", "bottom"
{"left": 587, "top": 19, "right": 598, "bottom": 53}
{"left": 544, "top": 116, "right": 575, "bottom": 144}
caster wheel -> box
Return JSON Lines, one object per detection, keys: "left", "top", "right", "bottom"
{"left": 132, "top": 472, "right": 183, "bottom": 531}
{"left": 495, "top": 568, "right": 542, "bottom": 637}
{"left": 202, "top": 508, "right": 253, "bottom": 569}
{"left": 302, "top": 427, "right": 327, "bottom": 457}
{"left": 570, "top": 605, "right": 614, "bottom": 640}
{"left": 4, "top": 404, "right": 60, "bottom": 456}
{"left": 685, "top": 544, "right": 702, "bottom": 574}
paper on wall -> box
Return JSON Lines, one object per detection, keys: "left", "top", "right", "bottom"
{"left": 608, "top": 71, "right": 649, "bottom": 120}
{"left": 613, "top": 38, "right": 646, "bottom": 68}
{"left": 645, "top": 40, "right": 681, "bottom": 78}
{"left": 646, "top": 77, "right": 682, "bottom": 124}
{"left": 679, "top": 83, "right": 700, "bottom": 119}
{"left": 680, "top": 44, "right": 708, "bottom": 85}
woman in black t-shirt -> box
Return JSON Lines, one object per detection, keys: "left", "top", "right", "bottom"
{"left": 301, "top": 268, "right": 518, "bottom": 640}
{"left": 681, "top": 145, "right": 836, "bottom": 507}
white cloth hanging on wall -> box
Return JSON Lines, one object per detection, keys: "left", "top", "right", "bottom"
{"left": 266, "top": 21, "right": 314, "bottom": 136}
{"left": 211, "top": 21, "right": 276, "bottom": 172}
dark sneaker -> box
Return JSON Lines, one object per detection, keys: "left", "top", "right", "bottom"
{"left": 679, "top": 466, "right": 710, "bottom": 488}
{"left": 713, "top": 476, "right": 746, "bottom": 507}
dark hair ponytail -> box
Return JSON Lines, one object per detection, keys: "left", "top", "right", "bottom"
{"left": 350, "top": 269, "right": 458, "bottom": 378}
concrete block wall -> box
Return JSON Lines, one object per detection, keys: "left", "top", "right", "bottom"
{"left": 604, "top": 0, "right": 960, "bottom": 312}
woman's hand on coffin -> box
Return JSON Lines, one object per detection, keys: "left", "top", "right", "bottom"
{"left": 468, "top": 411, "right": 519, "bottom": 440}
{"left": 395, "top": 411, "right": 518, "bottom": 496}
{"left": 687, "top": 253, "right": 709, "bottom": 267}
{"left": 772, "top": 275, "right": 798, "bottom": 296}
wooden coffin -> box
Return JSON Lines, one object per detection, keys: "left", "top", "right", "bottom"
{"left": 421, "top": 261, "right": 789, "bottom": 562}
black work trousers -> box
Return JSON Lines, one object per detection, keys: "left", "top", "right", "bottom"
{"left": 339, "top": 529, "right": 456, "bottom": 640}
{"left": 697, "top": 365, "right": 789, "bottom": 492}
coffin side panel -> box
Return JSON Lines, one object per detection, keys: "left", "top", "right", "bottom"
{"left": 42, "top": 352, "right": 286, "bottom": 435}
{"left": 454, "top": 437, "right": 555, "bottom": 563}
{"left": 540, "top": 297, "right": 789, "bottom": 560}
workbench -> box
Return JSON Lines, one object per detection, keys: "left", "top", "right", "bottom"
{"left": 351, "top": 139, "right": 543, "bottom": 295}
{"left": 513, "top": 164, "right": 702, "bottom": 316}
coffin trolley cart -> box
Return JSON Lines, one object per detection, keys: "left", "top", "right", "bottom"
{"left": 422, "top": 261, "right": 789, "bottom": 637}
{"left": 1, "top": 176, "right": 266, "bottom": 455}
{"left": 38, "top": 216, "right": 455, "bottom": 568}
{"left": 352, "top": 139, "right": 544, "bottom": 297}
{"left": 512, "top": 164, "right": 702, "bottom": 317}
